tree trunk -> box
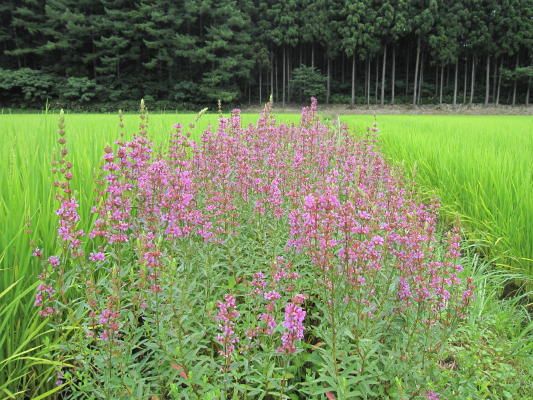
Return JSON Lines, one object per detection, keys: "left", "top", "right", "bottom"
{"left": 492, "top": 57, "right": 498, "bottom": 101}
{"left": 287, "top": 48, "right": 291, "bottom": 103}
{"left": 453, "top": 60, "right": 458, "bottom": 106}
{"left": 259, "top": 68, "right": 262, "bottom": 104}
{"left": 439, "top": 65, "right": 444, "bottom": 104}
{"left": 413, "top": 36, "right": 421, "bottom": 105}
{"left": 375, "top": 57, "right": 379, "bottom": 104}
{"left": 526, "top": 77, "right": 530, "bottom": 106}
{"left": 299, "top": 45, "right": 302, "bottom": 66}
{"left": 381, "top": 44, "right": 387, "bottom": 105}
{"left": 275, "top": 54, "right": 278, "bottom": 102}
{"left": 434, "top": 67, "right": 439, "bottom": 97}
{"left": 327, "top": 57, "right": 331, "bottom": 104}
{"left": 341, "top": 53, "right": 345, "bottom": 84}
{"left": 367, "top": 58, "right": 371, "bottom": 106}
{"left": 311, "top": 44, "right": 315, "bottom": 68}
{"left": 485, "top": 55, "right": 490, "bottom": 105}
{"left": 469, "top": 55, "right": 475, "bottom": 104}
{"left": 463, "top": 57, "right": 468, "bottom": 104}
{"left": 406, "top": 46, "right": 410, "bottom": 96}
{"left": 282, "top": 47, "right": 286, "bottom": 107}
{"left": 496, "top": 59, "right": 502, "bottom": 105}
{"left": 351, "top": 53, "right": 356, "bottom": 106}
{"left": 417, "top": 53, "right": 424, "bottom": 104}
{"left": 364, "top": 58, "right": 367, "bottom": 101}
{"left": 391, "top": 46, "right": 396, "bottom": 104}
{"left": 512, "top": 53, "right": 519, "bottom": 106}
{"left": 271, "top": 53, "right": 274, "bottom": 102}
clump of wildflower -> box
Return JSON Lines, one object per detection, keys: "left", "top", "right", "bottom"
{"left": 89, "top": 252, "right": 105, "bottom": 262}
{"left": 98, "top": 308, "right": 120, "bottom": 341}
{"left": 425, "top": 391, "right": 440, "bottom": 400}
{"left": 55, "top": 371, "right": 64, "bottom": 386}
{"left": 278, "top": 302, "right": 306, "bottom": 354}
{"left": 56, "top": 198, "right": 83, "bottom": 250}
{"left": 215, "top": 294, "right": 240, "bottom": 358}
{"left": 48, "top": 256, "right": 60, "bottom": 268}
{"left": 35, "top": 283, "right": 55, "bottom": 317}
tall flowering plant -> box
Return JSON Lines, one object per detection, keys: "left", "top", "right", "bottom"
{"left": 35, "top": 99, "right": 473, "bottom": 399}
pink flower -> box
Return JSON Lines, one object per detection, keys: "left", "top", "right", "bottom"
{"left": 398, "top": 277, "right": 412, "bottom": 302}
{"left": 89, "top": 252, "right": 105, "bottom": 262}
{"left": 32, "top": 248, "right": 42, "bottom": 257}
{"left": 259, "top": 313, "right": 277, "bottom": 334}
{"left": 215, "top": 294, "right": 240, "bottom": 358}
{"left": 292, "top": 293, "right": 306, "bottom": 305}
{"left": 264, "top": 290, "right": 281, "bottom": 301}
{"left": 48, "top": 256, "right": 60, "bottom": 268}
{"left": 98, "top": 308, "right": 120, "bottom": 341}
{"left": 278, "top": 302, "right": 306, "bottom": 354}
{"left": 426, "top": 391, "right": 440, "bottom": 400}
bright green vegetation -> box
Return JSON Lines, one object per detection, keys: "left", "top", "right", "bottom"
{"left": 0, "top": 112, "right": 531, "bottom": 397}
{"left": 339, "top": 114, "right": 533, "bottom": 278}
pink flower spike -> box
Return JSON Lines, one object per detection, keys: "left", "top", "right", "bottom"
{"left": 48, "top": 256, "right": 60, "bottom": 268}
{"left": 89, "top": 252, "right": 105, "bottom": 262}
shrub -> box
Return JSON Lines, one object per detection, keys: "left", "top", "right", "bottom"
{"left": 62, "top": 77, "right": 98, "bottom": 104}
{"left": 0, "top": 68, "right": 58, "bottom": 105}
{"left": 34, "top": 99, "right": 473, "bottom": 399}
{"left": 290, "top": 66, "right": 327, "bottom": 102}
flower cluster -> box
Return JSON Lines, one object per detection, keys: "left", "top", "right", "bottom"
{"left": 35, "top": 99, "right": 473, "bottom": 398}
{"left": 278, "top": 302, "right": 306, "bottom": 354}
{"left": 215, "top": 294, "right": 240, "bottom": 359}
{"left": 35, "top": 283, "right": 55, "bottom": 317}
{"left": 98, "top": 307, "right": 120, "bottom": 341}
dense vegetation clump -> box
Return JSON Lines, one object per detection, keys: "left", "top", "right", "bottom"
{"left": 0, "top": 1, "right": 531, "bottom": 109}
{"left": 30, "top": 99, "right": 482, "bottom": 398}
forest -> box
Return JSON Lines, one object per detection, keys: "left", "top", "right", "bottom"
{"left": 0, "top": 0, "right": 532, "bottom": 110}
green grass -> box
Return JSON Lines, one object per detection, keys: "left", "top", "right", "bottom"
{"left": 0, "top": 111, "right": 531, "bottom": 396}
{"left": 339, "top": 114, "right": 533, "bottom": 278}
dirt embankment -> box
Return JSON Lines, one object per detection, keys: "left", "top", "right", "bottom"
{"left": 241, "top": 103, "right": 533, "bottom": 115}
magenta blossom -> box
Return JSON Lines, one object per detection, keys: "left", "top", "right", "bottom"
{"left": 278, "top": 302, "right": 306, "bottom": 354}
{"left": 89, "top": 252, "right": 105, "bottom": 262}
{"left": 426, "top": 391, "right": 440, "bottom": 400}
{"left": 48, "top": 256, "right": 60, "bottom": 268}
{"left": 215, "top": 294, "right": 240, "bottom": 358}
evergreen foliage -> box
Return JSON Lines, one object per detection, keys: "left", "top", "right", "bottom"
{"left": 0, "top": 0, "right": 531, "bottom": 108}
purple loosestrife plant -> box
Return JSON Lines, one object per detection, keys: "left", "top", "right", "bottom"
{"left": 36, "top": 99, "right": 474, "bottom": 399}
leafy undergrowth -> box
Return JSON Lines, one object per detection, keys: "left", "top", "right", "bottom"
{"left": 23, "top": 100, "right": 532, "bottom": 399}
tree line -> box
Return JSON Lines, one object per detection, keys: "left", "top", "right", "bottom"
{"left": 0, "top": 0, "right": 531, "bottom": 110}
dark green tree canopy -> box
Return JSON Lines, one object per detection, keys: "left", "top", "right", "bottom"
{"left": 0, "top": 0, "right": 530, "bottom": 108}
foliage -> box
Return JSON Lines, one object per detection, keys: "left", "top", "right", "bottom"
{"left": 500, "top": 66, "right": 533, "bottom": 81}
{"left": 63, "top": 77, "right": 97, "bottom": 103}
{"left": 24, "top": 99, "right": 476, "bottom": 398}
{"left": 0, "top": 0, "right": 531, "bottom": 108}
{"left": 290, "top": 66, "right": 327, "bottom": 101}
{"left": 0, "top": 68, "right": 57, "bottom": 105}
{"left": 0, "top": 109, "right": 532, "bottom": 397}
{"left": 346, "top": 115, "right": 533, "bottom": 278}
